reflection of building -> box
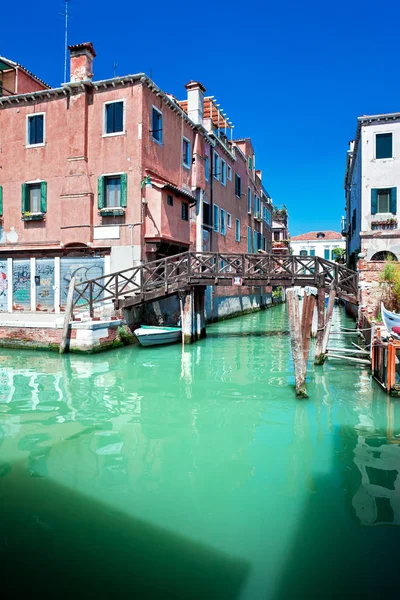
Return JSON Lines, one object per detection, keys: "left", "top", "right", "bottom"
{"left": 352, "top": 401, "right": 400, "bottom": 526}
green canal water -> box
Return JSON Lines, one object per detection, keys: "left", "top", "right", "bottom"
{"left": 1, "top": 304, "right": 400, "bottom": 598}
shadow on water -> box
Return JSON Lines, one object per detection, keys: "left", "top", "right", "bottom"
{"left": 206, "top": 330, "right": 289, "bottom": 339}
{"left": 272, "top": 392, "right": 400, "bottom": 600}
{"left": 0, "top": 457, "right": 249, "bottom": 598}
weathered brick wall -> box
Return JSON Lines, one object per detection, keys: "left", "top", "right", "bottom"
{"left": 358, "top": 260, "right": 384, "bottom": 318}
{"left": 0, "top": 327, "right": 62, "bottom": 350}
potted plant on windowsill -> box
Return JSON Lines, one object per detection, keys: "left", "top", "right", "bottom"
{"left": 98, "top": 207, "right": 126, "bottom": 217}
{"left": 21, "top": 211, "right": 45, "bottom": 221}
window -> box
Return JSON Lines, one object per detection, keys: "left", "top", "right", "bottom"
{"left": 203, "top": 201, "right": 212, "bottom": 227}
{"left": 151, "top": 107, "right": 163, "bottom": 143}
{"left": 352, "top": 209, "right": 356, "bottom": 232}
{"left": 300, "top": 250, "right": 308, "bottom": 257}
{"left": 221, "top": 159, "right": 226, "bottom": 185}
{"left": 248, "top": 156, "right": 253, "bottom": 170}
{"left": 22, "top": 181, "right": 47, "bottom": 214}
{"left": 274, "top": 231, "right": 280, "bottom": 241}
{"left": 167, "top": 195, "right": 174, "bottom": 206}
{"left": 27, "top": 113, "right": 45, "bottom": 146}
{"left": 227, "top": 213, "right": 232, "bottom": 228}
{"left": 214, "top": 153, "right": 219, "bottom": 180}
{"left": 227, "top": 165, "right": 232, "bottom": 181}
{"left": 254, "top": 196, "right": 260, "bottom": 216}
{"left": 98, "top": 174, "right": 127, "bottom": 209}
{"left": 182, "top": 201, "right": 189, "bottom": 221}
{"left": 220, "top": 209, "right": 227, "bottom": 235}
{"left": 371, "top": 188, "right": 397, "bottom": 214}
{"left": 182, "top": 138, "right": 191, "bottom": 168}
{"left": 324, "top": 248, "right": 330, "bottom": 260}
{"left": 263, "top": 236, "right": 266, "bottom": 251}
{"left": 213, "top": 204, "right": 219, "bottom": 232}
{"left": 316, "top": 232, "right": 325, "bottom": 239}
{"left": 235, "top": 174, "right": 242, "bottom": 198}
{"left": 310, "top": 249, "right": 315, "bottom": 257}
{"left": 205, "top": 156, "right": 209, "bottom": 181}
{"left": 331, "top": 247, "right": 338, "bottom": 260}
{"left": 104, "top": 101, "right": 124, "bottom": 135}
{"left": 376, "top": 133, "right": 393, "bottom": 159}
{"left": 253, "top": 230, "right": 258, "bottom": 251}
{"left": 236, "top": 219, "right": 241, "bottom": 242}
{"left": 248, "top": 226, "right": 252, "bottom": 252}
{"left": 247, "top": 188, "right": 252, "bottom": 213}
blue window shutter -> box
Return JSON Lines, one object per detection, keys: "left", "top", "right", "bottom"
{"left": 391, "top": 187, "right": 397, "bottom": 214}
{"left": 371, "top": 189, "right": 378, "bottom": 215}
{"left": 120, "top": 174, "right": 127, "bottom": 208}
{"left": 324, "top": 249, "right": 330, "bottom": 260}
{"left": 0, "top": 186, "right": 2, "bottom": 217}
{"left": 40, "top": 181, "right": 47, "bottom": 213}
{"left": 98, "top": 176, "right": 105, "bottom": 209}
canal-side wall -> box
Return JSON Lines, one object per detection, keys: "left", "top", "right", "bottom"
{"left": 0, "top": 318, "right": 134, "bottom": 353}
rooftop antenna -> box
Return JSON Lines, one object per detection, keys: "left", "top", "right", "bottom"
{"left": 63, "top": 0, "right": 69, "bottom": 83}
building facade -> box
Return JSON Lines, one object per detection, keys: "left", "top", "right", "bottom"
{"left": 290, "top": 231, "right": 345, "bottom": 260}
{"left": 0, "top": 42, "right": 272, "bottom": 315}
{"left": 345, "top": 113, "right": 400, "bottom": 269}
{"left": 271, "top": 207, "right": 290, "bottom": 256}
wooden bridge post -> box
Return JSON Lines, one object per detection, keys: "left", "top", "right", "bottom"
{"left": 286, "top": 288, "right": 307, "bottom": 398}
{"left": 301, "top": 287, "right": 317, "bottom": 365}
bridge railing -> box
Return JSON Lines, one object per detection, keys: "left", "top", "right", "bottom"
{"left": 72, "top": 252, "right": 358, "bottom": 314}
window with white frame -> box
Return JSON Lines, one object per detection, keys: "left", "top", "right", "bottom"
{"left": 151, "top": 107, "right": 163, "bottom": 143}
{"left": 214, "top": 153, "right": 220, "bottom": 180}
{"left": 221, "top": 159, "right": 226, "bottom": 185}
{"left": 235, "top": 174, "right": 242, "bottom": 198}
{"left": 98, "top": 174, "right": 127, "bottom": 209}
{"left": 220, "top": 209, "right": 227, "bottom": 235}
{"left": 236, "top": 219, "right": 240, "bottom": 242}
{"left": 376, "top": 133, "right": 393, "bottom": 159}
{"left": 182, "top": 138, "right": 191, "bottom": 168}
{"left": 247, "top": 187, "right": 252, "bottom": 213}
{"left": 227, "top": 165, "right": 232, "bottom": 181}
{"left": 27, "top": 113, "right": 45, "bottom": 146}
{"left": 182, "top": 201, "right": 189, "bottom": 221}
{"left": 247, "top": 226, "right": 252, "bottom": 252}
{"left": 213, "top": 204, "right": 219, "bottom": 232}
{"left": 104, "top": 101, "right": 124, "bottom": 135}
{"left": 227, "top": 213, "right": 232, "bottom": 228}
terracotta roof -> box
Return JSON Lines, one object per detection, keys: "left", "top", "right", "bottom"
{"left": 291, "top": 230, "right": 343, "bottom": 241}
{"left": 0, "top": 55, "right": 51, "bottom": 89}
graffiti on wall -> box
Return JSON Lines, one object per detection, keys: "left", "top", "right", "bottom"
{"left": 36, "top": 260, "right": 55, "bottom": 311}
{"left": 0, "top": 260, "right": 8, "bottom": 311}
{"left": 60, "top": 258, "right": 104, "bottom": 307}
{"left": 13, "top": 260, "right": 31, "bottom": 310}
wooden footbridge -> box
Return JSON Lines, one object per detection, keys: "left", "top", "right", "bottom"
{"left": 72, "top": 251, "right": 358, "bottom": 314}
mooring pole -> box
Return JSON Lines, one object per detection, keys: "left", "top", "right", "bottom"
{"left": 314, "top": 278, "right": 326, "bottom": 365}
{"left": 287, "top": 288, "right": 307, "bottom": 398}
{"left": 301, "top": 287, "right": 317, "bottom": 366}
{"left": 321, "top": 288, "right": 337, "bottom": 356}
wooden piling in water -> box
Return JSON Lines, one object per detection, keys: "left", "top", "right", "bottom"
{"left": 287, "top": 288, "right": 307, "bottom": 398}
{"left": 301, "top": 288, "right": 317, "bottom": 364}
{"left": 314, "top": 284, "right": 326, "bottom": 365}
{"left": 321, "top": 289, "right": 337, "bottom": 356}
{"left": 60, "top": 277, "right": 75, "bottom": 355}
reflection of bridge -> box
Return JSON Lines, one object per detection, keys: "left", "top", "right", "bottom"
{"left": 72, "top": 252, "right": 358, "bottom": 314}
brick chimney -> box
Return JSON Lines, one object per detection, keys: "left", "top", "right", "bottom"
{"left": 68, "top": 42, "right": 96, "bottom": 83}
{"left": 185, "top": 81, "right": 206, "bottom": 125}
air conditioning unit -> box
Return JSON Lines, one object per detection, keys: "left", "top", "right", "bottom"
{"left": 254, "top": 212, "right": 262, "bottom": 222}
{"left": 247, "top": 208, "right": 252, "bottom": 215}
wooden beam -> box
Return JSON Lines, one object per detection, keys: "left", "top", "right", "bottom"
{"left": 286, "top": 288, "right": 307, "bottom": 398}
{"left": 314, "top": 283, "right": 326, "bottom": 365}
{"left": 60, "top": 277, "right": 75, "bottom": 355}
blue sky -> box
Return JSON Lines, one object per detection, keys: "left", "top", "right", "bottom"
{"left": 2, "top": 0, "right": 399, "bottom": 235}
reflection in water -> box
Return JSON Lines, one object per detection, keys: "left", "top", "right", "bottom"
{"left": 1, "top": 304, "right": 400, "bottom": 598}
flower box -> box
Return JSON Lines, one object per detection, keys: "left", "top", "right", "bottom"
{"left": 99, "top": 208, "right": 126, "bottom": 217}
{"left": 21, "top": 212, "right": 45, "bottom": 221}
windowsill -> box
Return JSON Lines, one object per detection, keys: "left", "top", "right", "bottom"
{"left": 182, "top": 163, "right": 191, "bottom": 170}
{"left": 374, "top": 157, "right": 394, "bottom": 161}
{"left": 99, "top": 208, "right": 126, "bottom": 217}
{"left": 26, "top": 143, "right": 45, "bottom": 149}
{"left": 152, "top": 137, "right": 163, "bottom": 146}
{"left": 221, "top": 181, "right": 226, "bottom": 186}
{"left": 102, "top": 131, "right": 125, "bottom": 138}
{"left": 22, "top": 213, "right": 45, "bottom": 221}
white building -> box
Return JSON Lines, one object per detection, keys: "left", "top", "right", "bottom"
{"left": 345, "top": 113, "right": 400, "bottom": 269}
{"left": 290, "top": 231, "right": 345, "bottom": 260}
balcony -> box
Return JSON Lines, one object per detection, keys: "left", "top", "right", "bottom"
{"left": 371, "top": 217, "right": 398, "bottom": 231}
{"left": 254, "top": 212, "right": 262, "bottom": 222}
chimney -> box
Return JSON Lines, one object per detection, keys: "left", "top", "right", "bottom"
{"left": 68, "top": 42, "right": 96, "bottom": 83}
{"left": 185, "top": 80, "right": 206, "bottom": 125}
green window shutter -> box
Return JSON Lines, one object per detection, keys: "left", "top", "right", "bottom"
{"left": 40, "top": 181, "right": 47, "bottom": 213}
{"left": 391, "top": 187, "right": 397, "bottom": 214}
{"left": 371, "top": 189, "right": 378, "bottom": 215}
{"left": 98, "top": 176, "right": 105, "bottom": 209}
{"left": 0, "top": 186, "right": 3, "bottom": 217}
{"left": 21, "top": 183, "right": 29, "bottom": 213}
{"left": 120, "top": 174, "right": 127, "bottom": 208}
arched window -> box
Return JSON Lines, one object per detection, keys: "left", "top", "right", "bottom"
{"left": 370, "top": 250, "right": 398, "bottom": 261}
{"left": 316, "top": 232, "right": 325, "bottom": 239}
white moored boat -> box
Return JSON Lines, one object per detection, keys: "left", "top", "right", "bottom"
{"left": 381, "top": 303, "right": 400, "bottom": 339}
{"left": 134, "top": 325, "right": 182, "bottom": 347}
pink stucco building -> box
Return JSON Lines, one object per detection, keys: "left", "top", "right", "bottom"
{"left": 0, "top": 42, "right": 272, "bottom": 314}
